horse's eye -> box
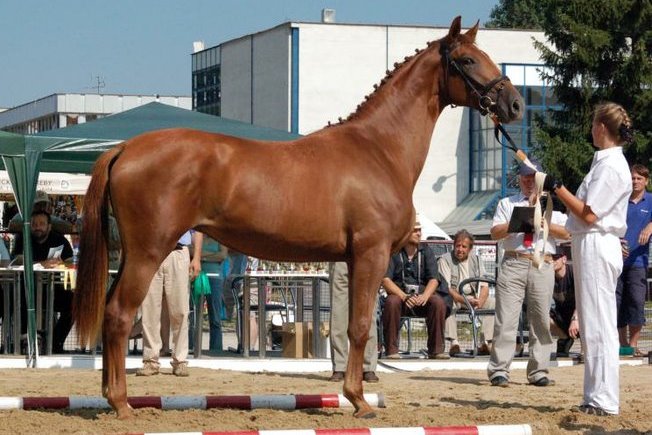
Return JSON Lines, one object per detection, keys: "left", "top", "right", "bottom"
{"left": 459, "top": 57, "right": 475, "bottom": 66}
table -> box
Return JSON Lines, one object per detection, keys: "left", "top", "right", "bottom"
{"left": 0, "top": 267, "right": 118, "bottom": 356}
{"left": 0, "top": 267, "right": 73, "bottom": 355}
{"left": 240, "top": 272, "right": 329, "bottom": 358}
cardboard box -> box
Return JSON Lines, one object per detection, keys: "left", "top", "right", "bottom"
{"left": 281, "top": 322, "right": 312, "bottom": 358}
{"left": 281, "top": 321, "right": 330, "bottom": 358}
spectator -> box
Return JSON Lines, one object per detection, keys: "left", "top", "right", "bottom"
{"left": 12, "top": 210, "right": 74, "bottom": 353}
{"left": 487, "top": 157, "right": 569, "bottom": 388}
{"left": 328, "top": 261, "right": 379, "bottom": 383}
{"left": 381, "top": 219, "right": 451, "bottom": 360}
{"left": 544, "top": 101, "right": 633, "bottom": 416}
{"left": 200, "top": 235, "right": 229, "bottom": 352}
{"left": 223, "top": 250, "right": 247, "bottom": 321}
{"left": 439, "top": 229, "right": 495, "bottom": 356}
{"left": 550, "top": 252, "right": 579, "bottom": 357}
{"left": 616, "top": 164, "right": 651, "bottom": 357}
{"left": 9, "top": 190, "right": 73, "bottom": 235}
{"left": 136, "top": 231, "right": 202, "bottom": 377}
{"left": 0, "top": 236, "right": 9, "bottom": 265}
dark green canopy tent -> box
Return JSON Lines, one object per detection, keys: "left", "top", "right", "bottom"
{"left": 0, "top": 102, "right": 300, "bottom": 364}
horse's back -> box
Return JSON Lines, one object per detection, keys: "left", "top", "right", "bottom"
{"left": 107, "top": 127, "right": 412, "bottom": 260}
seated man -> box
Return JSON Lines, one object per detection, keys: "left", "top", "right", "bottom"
{"left": 9, "top": 190, "right": 73, "bottom": 235}
{"left": 550, "top": 252, "right": 579, "bottom": 357}
{"left": 381, "top": 219, "right": 451, "bottom": 360}
{"left": 12, "top": 210, "right": 74, "bottom": 353}
{"left": 438, "top": 229, "right": 495, "bottom": 356}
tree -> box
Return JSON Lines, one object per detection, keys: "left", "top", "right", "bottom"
{"left": 532, "top": 0, "right": 652, "bottom": 191}
{"left": 486, "top": 0, "right": 546, "bottom": 29}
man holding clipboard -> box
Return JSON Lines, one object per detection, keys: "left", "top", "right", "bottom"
{"left": 487, "top": 158, "right": 569, "bottom": 388}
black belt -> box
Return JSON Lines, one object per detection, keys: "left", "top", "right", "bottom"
{"left": 174, "top": 243, "right": 185, "bottom": 250}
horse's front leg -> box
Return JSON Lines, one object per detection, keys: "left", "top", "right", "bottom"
{"left": 102, "top": 290, "right": 139, "bottom": 419}
{"left": 343, "top": 247, "right": 389, "bottom": 418}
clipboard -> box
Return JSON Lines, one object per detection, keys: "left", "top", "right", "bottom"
{"left": 507, "top": 206, "right": 535, "bottom": 233}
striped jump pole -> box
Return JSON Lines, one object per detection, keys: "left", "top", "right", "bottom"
{"left": 0, "top": 393, "right": 385, "bottom": 411}
{"left": 129, "top": 425, "right": 533, "bottom": 435}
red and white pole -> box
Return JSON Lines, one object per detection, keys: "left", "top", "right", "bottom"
{"left": 0, "top": 393, "right": 384, "bottom": 411}
{"left": 129, "top": 424, "right": 533, "bottom": 435}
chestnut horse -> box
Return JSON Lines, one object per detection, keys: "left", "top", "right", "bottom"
{"left": 73, "top": 16, "right": 523, "bottom": 419}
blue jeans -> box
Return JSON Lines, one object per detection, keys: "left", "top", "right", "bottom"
{"left": 207, "top": 276, "right": 225, "bottom": 351}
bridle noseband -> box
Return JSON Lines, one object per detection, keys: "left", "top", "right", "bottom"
{"left": 443, "top": 45, "right": 510, "bottom": 116}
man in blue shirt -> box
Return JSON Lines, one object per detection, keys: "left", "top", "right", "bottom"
{"left": 617, "top": 164, "right": 652, "bottom": 357}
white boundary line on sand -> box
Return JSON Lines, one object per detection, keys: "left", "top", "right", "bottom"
{"left": 0, "top": 355, "right": 644, "bottom": 371}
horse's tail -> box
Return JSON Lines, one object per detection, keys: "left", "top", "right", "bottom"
{"left": 73, "top": 144, "right": 124, "bottom": 348}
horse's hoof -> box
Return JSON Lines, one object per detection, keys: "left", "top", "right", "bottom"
{"left": 115, "top": 406, "right": 133, "bottom": 420}
{"left": 353, "top": 408, "right": 376, "bottom": 419}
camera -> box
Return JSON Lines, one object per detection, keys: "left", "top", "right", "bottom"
{"left": 405, "top": 284, "right": 419, "bottom": 295}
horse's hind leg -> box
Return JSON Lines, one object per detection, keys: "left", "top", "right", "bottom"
{"left": 102, "top": 258, "right": 158, "bottom": 419}
{"left": 343, "top": 245, "right": 389, "bottom": 418}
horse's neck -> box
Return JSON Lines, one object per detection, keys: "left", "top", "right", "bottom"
{"left": 341, "top": 47, "right": 445, "bottom": 184}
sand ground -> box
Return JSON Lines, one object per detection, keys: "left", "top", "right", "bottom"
{"left": 0, "top": 363, "right": 650, "bottom": 434}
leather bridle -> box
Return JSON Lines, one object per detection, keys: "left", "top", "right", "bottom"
{"left": 443, "top": 45, "right": 511, "bottom": 116}
{"left": 442, "top": 44, "right": 521, "bottom": 154}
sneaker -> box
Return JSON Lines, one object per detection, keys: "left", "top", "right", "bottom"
{"left": 490, "top": 375, "right": 509, "bottom": 387}
{"left": 363, "top": 371, "right": 379, "bottom": 383}
{"left": 328, "top": 371, "right": 344, "bottom": 382}
{"left": 532, "top": 377, "right": 555, "bottom": 387}
{"left": 449, "top": 344, "right": 461, "bottom": 356}
{"left": 172, "top": 362, "right": 189, "bottom": 377}
{"left": 572, "top": 404, "right": 614, "bottom": 416}
{"left": 385, "top": 353, "right": 401, "bottom": 359}
{"left": 136, "top": 362, "right": 160, "bottom": 376}
{"left": 428, "top": 352, "right": 451, "bottom": 360}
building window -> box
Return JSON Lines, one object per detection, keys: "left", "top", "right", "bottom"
{"left": 192, "top": 46, "right": 221, "bottom": 116}
{"left": 469, "top": 64, "right": 560, "bottom": 215}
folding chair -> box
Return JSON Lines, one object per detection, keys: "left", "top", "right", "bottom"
{"left": 230, "top": 276, "right": 294, "bottom": 353}
{"left": 457, "top": 276, "right": 496, "bottom": 357}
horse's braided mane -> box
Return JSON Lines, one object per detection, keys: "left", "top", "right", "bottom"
{"left": 326, "top": 38, "right": 442, "bottom": 128}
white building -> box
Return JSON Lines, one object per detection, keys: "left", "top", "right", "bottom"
{"left": 0, "top": 93, "right": 191, "bottom": 135}
{"left": 193, "top": 20, "right": 554, "bottom": 233}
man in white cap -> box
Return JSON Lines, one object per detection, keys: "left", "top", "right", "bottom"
{"left": 487, "top": 158, "right": 569, "bottom": 387}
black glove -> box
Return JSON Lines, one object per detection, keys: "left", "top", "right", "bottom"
{"left": 542, "top": 174, "right": 562, "bottom": 192}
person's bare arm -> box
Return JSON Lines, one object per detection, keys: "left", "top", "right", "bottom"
{"left": 491, "top": 223, "right": 509, "bottom": 241}
{"left": 555, "top": 186, "right": 598, "bottom": 226}
{"left": 189, "top": 232, "right": 203, "bottom": 279}
{"left": 382, "top": 277, "right": 409, "bottom": 302}
{"left": 548, "top": 222, "right": 570, "bottom": 240}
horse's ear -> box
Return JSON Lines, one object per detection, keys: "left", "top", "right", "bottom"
{"left": 448, "top": 16, "right": 462, "bottom": 39}
{"left": 465, "top": 20, "right": 480, "bottom": 42}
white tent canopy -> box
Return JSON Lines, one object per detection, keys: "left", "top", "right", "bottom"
{"left": 0, "top": 171, "right": 90, "bottom": 196}
{"left": 417, "top": 212, "right": 451, "bottom": 240}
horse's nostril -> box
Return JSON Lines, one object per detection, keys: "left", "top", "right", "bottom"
{"left": 512, "top": 99, "right": 522, "bottom": 114}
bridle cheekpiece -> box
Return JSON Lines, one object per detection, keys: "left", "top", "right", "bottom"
{"left": 443, "top": 44, "right": 511, "bottom": 116}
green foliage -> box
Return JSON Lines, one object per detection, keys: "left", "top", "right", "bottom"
{"left": 486, "top": 0, "right": 546, "bottom": 29}
{"left": 531, "top": 0, "right": 652, "bottom": 191}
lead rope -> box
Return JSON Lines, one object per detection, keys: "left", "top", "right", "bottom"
{"left": 531, "top": 172, "right": 553, "bottom": 269}
{"left": 490, "top": 115, "right": 553, "bottom": 268}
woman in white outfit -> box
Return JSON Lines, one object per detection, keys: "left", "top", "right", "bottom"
{"left": 542, "top": 102, "right": 634, "bottom": 416}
